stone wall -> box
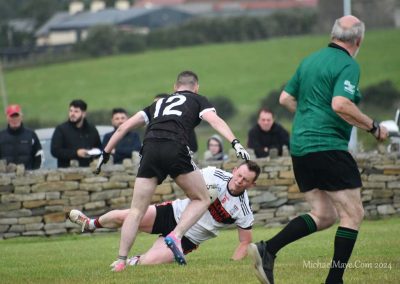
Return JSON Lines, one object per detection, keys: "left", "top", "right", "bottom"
{"left": 1, "top": 152, "right": 399, "bottom": 239}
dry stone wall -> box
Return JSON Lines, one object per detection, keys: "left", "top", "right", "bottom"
{"left": 1, "top": 152, "right": 399, "bottom": 239}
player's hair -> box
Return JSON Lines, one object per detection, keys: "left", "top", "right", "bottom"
{"left": 258, "top": 107, "right": 274, "bottom": 117}
{"left": 70, "top": 99, "right": 87, "bottom": 111}
{"left": 239, "top": 160, "right": 261, "bottom": 182}
{"left": 112, "top": 108, "right": 127, "bottom": 116}
{"left": 176, "top": 71, "right": 199, "bottom": 89}
{"left": 331, "top": 18, "right": 365, "bottom": 45}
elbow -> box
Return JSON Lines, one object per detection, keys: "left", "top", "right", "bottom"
{"left": 331, "top": 97, "right": 347, "bottom": 114}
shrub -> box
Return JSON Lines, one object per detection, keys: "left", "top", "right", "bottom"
{"left": 209, "top": 96, "right": 237, "bottom": 120}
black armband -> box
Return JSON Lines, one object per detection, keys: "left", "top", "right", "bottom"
{"left": 231, "top": 139, "right": 240, "bottom": 148}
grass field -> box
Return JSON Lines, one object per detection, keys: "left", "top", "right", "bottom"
{"left": 0, "top": 218, "right": 399, "bottom": 283}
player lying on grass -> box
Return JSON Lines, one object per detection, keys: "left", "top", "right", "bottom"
{"left": 69, "top": 161, "right": 260, "bottom": 265}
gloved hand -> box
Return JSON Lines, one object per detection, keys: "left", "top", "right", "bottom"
{"left": 231, "top": 139, "right": 250, "bottom": 161}
{"left": 93, "top": 150, "right": 110, "bottom": 175}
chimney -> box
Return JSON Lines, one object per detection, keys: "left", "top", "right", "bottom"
{"left": 69, "top": 1, "right": 84, "bottom": 14}
{"left": 90, "top": 0, "right": 106, "bottom": 12}
{"left": 115, "top": 0, "right": 130, "bottom": 10}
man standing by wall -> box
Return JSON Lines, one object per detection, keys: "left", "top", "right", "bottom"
{"left": 51, "top": 99, "right": 101, "bottom": 168}
{"left": 247, "top": 108, "right": 289, "bottom": 158}
{"left": 248, "top": 15, "right": 388, "bottom": 284}
{"left": 0, "top": 104, "right": 42, "bottom": 169}
{"left": 102, "top": 108, "right": 141, "bottom": 164}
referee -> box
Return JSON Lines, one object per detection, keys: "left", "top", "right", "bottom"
{"left": 248, "top": 15, "right": 388, "bottom": 284}
{"left": 98, "top": 70, "right": 250, "bottom": 271}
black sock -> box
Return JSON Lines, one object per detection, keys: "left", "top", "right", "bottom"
{"left": 266, "top": 214, "right": 317, "bottom": 255}
{"left": 325, "top": 226, "right": 358, "bottom": 284}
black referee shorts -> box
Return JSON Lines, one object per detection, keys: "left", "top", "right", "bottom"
{"left": 137, "top": 140, "right": 197, "bottom": 185}
{"left": 151, "top": 202, "right": 198, "bottom": 255}
{"left": 291, "top": 150, "right": 362, "bottom": 192}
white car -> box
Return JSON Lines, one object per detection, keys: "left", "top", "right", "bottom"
{"left": 35, "top": 125, "right": 114, "bottom": 169}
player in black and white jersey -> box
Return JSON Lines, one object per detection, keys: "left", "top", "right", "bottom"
{"left": 69, "top": 161, "right": 260, "bottom": 265}
{"left": 96, "top": 71, "right": 250, "bottom": 271}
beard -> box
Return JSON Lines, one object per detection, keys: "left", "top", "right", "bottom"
{"left": 69, "top": 115, "right": 83, "bottom": 125}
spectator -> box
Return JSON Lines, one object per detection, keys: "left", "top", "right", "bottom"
{"left": 154, "top": 93, "right": 198, "bottom": 154}
{"left": 203, "top": 134, "right": 228, "bottom": 161}
{"left": 247, "top": 108, "right": 289, "bottom": 158}
{"left": 51, "top": 99, "right": 101, "bottom": 168}
{"left": 102, "top": 108, "right": 141, "bottom": 164}
{"left": 0, "top": 104, "right": 43, "bottom": 169}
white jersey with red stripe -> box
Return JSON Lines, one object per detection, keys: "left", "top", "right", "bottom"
{"left": 172, "top": 167, "right": 254, "bottom": 245}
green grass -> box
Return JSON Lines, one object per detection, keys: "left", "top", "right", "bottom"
{"left": 0, "top": 218, "right": 399, "bottom": 283}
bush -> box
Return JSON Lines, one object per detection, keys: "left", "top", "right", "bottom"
{"left": 250, "top": 84, "right": 293, "bottom": 123}
{"left": 86, "top": 109, "right": 111, "bottom": 125}
{"left": 77, "top": 25, "right": 118, "bottom": 57}
{"left": 209, "top": 96, "right": 237, "bottom": 120}
{"left": 360, "top": 80, "right": 400, "bottom": 112}
{"left": 117, "top": 33, "right": 147, "bottom": 54}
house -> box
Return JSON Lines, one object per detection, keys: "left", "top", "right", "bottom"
{"left": 35, "top": 1, "right": 195, "bottom": 47}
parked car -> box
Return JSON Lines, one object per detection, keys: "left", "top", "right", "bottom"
{"left": 35, "top": 125, "right": 114, "bottom": 169}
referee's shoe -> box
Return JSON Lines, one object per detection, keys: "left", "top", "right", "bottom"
{"left": 248, "top": 242, "right": 276, "bottom": 284}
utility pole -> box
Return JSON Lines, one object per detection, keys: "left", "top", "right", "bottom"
{"left": 0, "top": 61, "right": 8, "bottom": 113}
{"left": 344, "top": 0, "right": 352, "bottom": 15}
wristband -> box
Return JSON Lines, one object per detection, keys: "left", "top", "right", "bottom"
{"left": 368, "top": 120, "right": 379, "bottom": 133}
{"left": 231, "top": 139, "right": 240, "bottom": 148}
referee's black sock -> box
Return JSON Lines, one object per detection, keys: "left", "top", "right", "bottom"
{"left": 325, "top": 226, "right": 358, "bottom": 284}
{"left": 266, "top": 214, "right": 317, "bottom": 256}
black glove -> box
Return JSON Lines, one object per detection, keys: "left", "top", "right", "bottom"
{"left": 93, "top": 150, "right": 110, "bottom": 175}
{"left": 231, "top": 139, "right": 250, "bottom": 161}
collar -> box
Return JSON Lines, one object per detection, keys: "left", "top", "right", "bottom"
{"left": 7, "top": 124, "right": 24, "bottom": 135}
{"left": 328, "top": 42, "right": 351, "bottom": 57}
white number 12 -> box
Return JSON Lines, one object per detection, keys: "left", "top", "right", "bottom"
{"left": 154, "top": 95, "right": 187, "bottom": 118}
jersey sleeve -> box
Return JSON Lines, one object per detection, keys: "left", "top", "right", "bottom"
{"left": 235, "top": 193, "right": 254, "bottom": 230}
{"left": 197, "top": 95, "right": 216, "bottom": 119}
{"left": 333, "top": 63, "right": 361, "bottom": 103}
{"left": 284, "top": 67, "right": 301, "bottom": 99}
{"left": 200, "top": 166, "right": 217, "bottom": 185}
{"left": 140, "top": 106, "right": 151, "bottom": 125}
{"left": 236, "top": 212, "right": 254, "bottom": 230}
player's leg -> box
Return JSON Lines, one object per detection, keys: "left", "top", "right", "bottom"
{"left": 97, "top": 209, "right": 129, "bottom": 228}
{"left": 170, "top": 170, "right": 209, "bottom": 239}
{"left": 165, "top": 170, "right": 209, "bottom": 265}
{"left": 112, "top": 177, "right": 158, "bottom": 271}
{"left": 324, "top": 188, "right": 364, "bottom": 284}
{"left": 139, "top": 237, "right": 175, "bottom": 265}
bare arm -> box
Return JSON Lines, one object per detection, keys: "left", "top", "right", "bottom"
{"left": 104, "top": 112, "right": 146, "bottom": 153}
{"left": 332, "top": 96, "right": 388, "bottom": 141}
{"left": 231, "top": 228, "right": 253, "bottom": 260}
{"left": 202, "top": 111, "right": 236, "bottom": 142}
{"left": 279, "top": 91, "right": 297, "bottom": 113}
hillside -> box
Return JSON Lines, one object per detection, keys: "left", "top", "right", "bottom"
{"left": 2, "top": 29, "right": 400, "bottom": 150}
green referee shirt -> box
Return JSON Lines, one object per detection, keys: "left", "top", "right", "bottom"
{"left": 284, "top": 43, "right": 362, "bottom": 156}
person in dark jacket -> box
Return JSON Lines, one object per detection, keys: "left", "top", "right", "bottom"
{"left": 0, "top": 104, "right": 42, "bottom": 169}
{"left": 102, "top": 108, "right": 141, "bottom": 164}
{"left": 51, "top": 99, "right": 101, "bottom": 168}
{"left": 247, "top": 108, "right": 289, "bottom": 158}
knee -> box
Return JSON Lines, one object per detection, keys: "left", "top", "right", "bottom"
{"left": 312, "top": 211, "right": 338, "bottom": 230}
{"left": 353, "top": 204, "right": 365, "bottom": 223}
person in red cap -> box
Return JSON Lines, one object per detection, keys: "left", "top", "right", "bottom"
{"left": 0, "top": 104, "right": 43, "bottom": 169}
